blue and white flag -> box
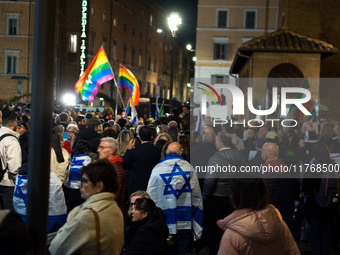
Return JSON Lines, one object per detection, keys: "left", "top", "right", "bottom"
{"left": 147, "top": 154, "right": 203, "bottom": 239}
{"left": 155, "top": 96, "right": 160, "bottom": 120}
{"left": 131, "top": 103, "right": 138, "bottom": 127}
{"left": 13, "top": 172, "right": 67, "bottom": 234}
{"left": 65, "top": 154, "right": 92, "bottom": 189}
{"left": 195, "top": 110, "right": 204, "bottom": 133}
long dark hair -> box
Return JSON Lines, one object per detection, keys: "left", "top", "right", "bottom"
{"left": 51, "top": 130, "right": 64, "bottom": 163}
{"left": 230, "top": 178, "right": 268, "bottom": 211}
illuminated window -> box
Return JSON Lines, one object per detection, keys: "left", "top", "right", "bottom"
{"left": 113, "top": 17, "right": 117, "bottom": 27}
{"left": 67, "top": 34, "right": 78, "bottom": 53}
{"left": 138, "top": 51, "right": 142, "bottom": 67}
{"left": 91, "top": 6, "right": 95, "bottom": 16}
{"left": 149, "top": 15, "right": 153, "bottom": 26}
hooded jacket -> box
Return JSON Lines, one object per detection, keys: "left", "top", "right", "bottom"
{"left": 217, "top": 204, "right": 300, "bottom": 255}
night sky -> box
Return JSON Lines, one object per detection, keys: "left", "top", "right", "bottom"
{"left": 156, "top": 0, "right": 198, "bottom": 48}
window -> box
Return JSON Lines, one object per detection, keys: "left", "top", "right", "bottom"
{"left": 211, "top": 75, "right": 229, "bottom": 84}
{"left": 147, "top": 54, "right": 151, "bottom": 71}
{"left": 112, "top": 40, "right": 117, "bottom": 61}
{"left": 153, "top": 56, "right": 157, "bottom": 72}
{"left": 124, "top": 24, "right": 127, "bottom": 32}
{"left": 7, "top": 56, "right": 17, "bottom": 74}
{"left": 149, "top": 15, "right": 153, "bottom": 26}
{"left": 7, "top": 13, "right": 19, "bottom": 35}
{"left": 245, "top": 10, "right": 257, "bottom": 29}
{"left": 91, "top": 6, "right": 96, "bottom": 16}
{"left": 102, "top": 34, "right": 107, "bottom": 49}
{"left": 132, "top": 28, "right": 135, "bottom": 36}
{"left": 213, "top": 37, "right": 229, "bottom": 60}
{"left": 217, "top": 10, "right": 228, "bottom": 28}
{"left": 147, "top": 82, "right": 151, "bottom": 96}
{"left": 90, "top": 30, "right": 96, "bottom": 54}
{"left": 131, "top": 47, "right": 135, "bottom": 66}
{"left": 138, "top": 51, "right": 142, "bottom": 67}
{"left": 103, "top": 12, "right": 107, "bottom": 22}
{"left": 153, "top": 83, "right": 156, "bottom": 97}
{"left": 113, "top": 18, "right": 117, "bottom": 27}
{"left": 67, "top": 34, "right": 78, "bottom": 53}
{"left": 5, "top": 50, "right": 19, "bottom": 74}
{"left": 123, "top": 44, "right": 127, "bottom": 64}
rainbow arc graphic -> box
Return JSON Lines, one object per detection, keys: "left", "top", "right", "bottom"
{"left": 196, "top": 82, "right": 222, "bottom": 106}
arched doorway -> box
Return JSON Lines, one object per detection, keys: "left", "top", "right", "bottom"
{"left": 266, "top": 63, "right": 304, "bottom": 119}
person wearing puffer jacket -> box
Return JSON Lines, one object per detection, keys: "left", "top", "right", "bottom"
{"left": 217, "top": 178, "right": 300, "bottom": 255}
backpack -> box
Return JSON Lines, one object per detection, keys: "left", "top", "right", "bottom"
{"left": 0, "top": 133, "right": 19, "bottom": 182}
{"left": 314, "top": 170, "right": 340, "bottom": 208}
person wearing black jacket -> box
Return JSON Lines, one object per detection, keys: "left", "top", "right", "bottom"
{"left": 202, "top": 132, "right": 245, "bottom": 255}
{"left": 122, "top": 126, "right": 161, "bottom": 196}
{"left": 72, "top": 118, "right": 102, "bottom": 158}
{"left": 121, "top": 198, "right": 169, "bottom": 255}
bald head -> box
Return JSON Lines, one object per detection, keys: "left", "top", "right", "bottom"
{"left": 261, "top": 142, "right": 279, "bottom": 162}
{"left": 166, "top": 142, "right": 182, "bottom": 156}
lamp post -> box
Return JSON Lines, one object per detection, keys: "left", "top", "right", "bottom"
{"left": 167, "top": 12, "right": 181, "bottom": 110}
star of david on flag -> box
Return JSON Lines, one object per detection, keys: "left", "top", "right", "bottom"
{"left": 160, "top": 163, "right": 192, "bottom": 199}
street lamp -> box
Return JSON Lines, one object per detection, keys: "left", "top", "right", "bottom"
{"left": 168, "top": 12, "right": 181, "bottom": 110}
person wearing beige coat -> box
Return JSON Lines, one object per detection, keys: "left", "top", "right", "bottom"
{"left": 217, "top": 179, "right": 300, "bottom": 255}
{"left": 49, "top": 159, "right": 124, "bottom": 255}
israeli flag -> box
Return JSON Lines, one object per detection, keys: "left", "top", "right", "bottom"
{"left": 147, "top": 154, "right": 203, "bottom": 240}
{"left": 65, "top": 154, "right": 92, "bottom": 189}
{"left": 13, "top": 172, "right": 67, "bottom": 234}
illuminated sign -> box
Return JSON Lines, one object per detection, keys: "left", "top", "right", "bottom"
{"left": 80, "top": 0, "right": 88, "bottom": 76}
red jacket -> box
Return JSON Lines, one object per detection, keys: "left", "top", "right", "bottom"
{"left": 110, "top": 155, "right": 127, "bottom": 218}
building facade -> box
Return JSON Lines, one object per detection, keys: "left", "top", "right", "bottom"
{"left": 0, "top": 0, "right": 191, "bottom": 108}
{"left": 0, "top": 0, "right": 34, "bottom": 103}
{"left": 195, "top": 0, "right": 279, "bottom": 83}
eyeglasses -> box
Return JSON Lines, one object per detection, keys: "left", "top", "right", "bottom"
{"left": 97, "top": 146, "right": 112, "bottom": 150}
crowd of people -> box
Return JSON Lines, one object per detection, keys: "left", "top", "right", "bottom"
{"left": 0, "top": 102, "right": 339, "bottom": 254}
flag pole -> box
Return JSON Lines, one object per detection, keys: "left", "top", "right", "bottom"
{"left": 101, "top": 46, "right": 125, "bottom": 120}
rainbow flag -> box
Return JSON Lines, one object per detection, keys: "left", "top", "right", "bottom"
{"left": 75, "top": 46, "right": 114, "bottom": 102}
{"left": 118, "top": 65, "right": 140, "bottom": 114}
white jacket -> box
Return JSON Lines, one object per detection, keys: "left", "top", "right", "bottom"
{"left": 0, "top": 126, "right": 21, "bottom": 187}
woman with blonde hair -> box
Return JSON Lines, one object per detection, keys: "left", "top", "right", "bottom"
{"left": 103, "top": 107, "right": 114, "bottom": 121}
{"left": 117, "top": 130, "right": 134, "bottom": 157}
